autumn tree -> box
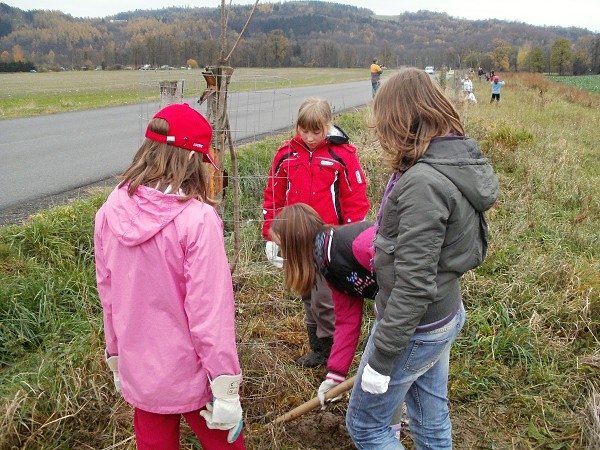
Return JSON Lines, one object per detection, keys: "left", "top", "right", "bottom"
{"left": 340, "top": 43, "right": 358, "bottom": 68}
{"left": 516, "top": 45, "right": 530, "bottom": 72}
{"left": 527, "top": 46, "right": 546, "bottom": 73}
{"left": 571, "top": 48, "right": 590, "bottom": 75}
{"left": 269, "top": 29, "right": 290, "bottom": 66}
{"left": 463, "top": 51, "right": 481, "bottom": 70}
{"left": 591, "top": 36, "right": 600, "bottom": 74}
{"left": 12, "top": 44, "right": 24, "bottom": 62}
{"left": 379, "top": 42, "right": 393, "bottom": 68}
{"left": 573, "top": 35, "right": 596, "bottom": 75}
{"left": 550, "top": 37, "right": 572, "bottom": 75}
{"left": 256, "top": 29, "right": 290, "bottom": 66}
{"left": 509, "top": 46, "right": 519, "bottom": 71}
{"left": 489, "top": 39, "right": 510, "bottom": 71}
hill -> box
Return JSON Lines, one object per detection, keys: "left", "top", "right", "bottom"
{"left": 0, "top": 1, "right": 598, "bottom": 73}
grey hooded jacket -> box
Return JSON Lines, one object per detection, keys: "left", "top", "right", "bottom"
{"left": 369, "top": 136, "right": 499, "bottom": 376}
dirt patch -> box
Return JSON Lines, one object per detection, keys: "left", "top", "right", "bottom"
{"left": 280, "top": 408, "right": 354, "bottom": 449}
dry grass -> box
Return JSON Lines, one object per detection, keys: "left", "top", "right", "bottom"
{"left": 0, "top": 72, "right": 599, "bottom": 448}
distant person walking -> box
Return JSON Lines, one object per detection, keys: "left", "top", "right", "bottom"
{"left": 462, "top": 76, "right": 473, "bottom": 94}
{"left": 370, "top": 58, "right": 384, "bottom": 98}
{"left": 478, "top": 67, "right": 484, "bottom": 82}
{"left": 490, "top": 75, "right": 506, "bottom": 104}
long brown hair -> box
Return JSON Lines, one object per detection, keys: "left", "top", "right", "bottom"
{"left": 269, "top": 203, "right": 331, "bottom": 295}
{"left": 119, "top": 116, "right": 214, "bottom": 205}
{"left": 371, "top": 67, "right": 465, "bottom": 171}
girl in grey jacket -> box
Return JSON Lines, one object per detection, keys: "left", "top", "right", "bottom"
{"left": 346, "top": 68, "right": 499, "bottom": 449}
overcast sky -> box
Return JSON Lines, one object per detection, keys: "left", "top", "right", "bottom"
{"left": 5, "top": 0, "right": 600, "bottom": 32}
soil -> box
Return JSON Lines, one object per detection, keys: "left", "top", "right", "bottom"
{"left": 277, "top": 405, "right": 413, "bottom": 449}
{"left": 280, "top": 408, "right": 355, "bottom": 449}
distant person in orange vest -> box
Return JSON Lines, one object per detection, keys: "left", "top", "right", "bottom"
{"left": 370, "top": 58, "right": 384, "bottom": 98}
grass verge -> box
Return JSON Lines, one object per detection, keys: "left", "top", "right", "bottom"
{"left": 0, "top": 72, "right": 599, "bottom": 449}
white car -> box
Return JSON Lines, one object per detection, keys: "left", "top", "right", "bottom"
{"left": 425, "top": 66, "right": 435, "bottom": 75}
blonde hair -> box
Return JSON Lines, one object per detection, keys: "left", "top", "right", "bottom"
{"left": 269, "top": 203, "right": 330, "bottom": 296}
{"left": 296, "top": 97, "right": 333, "bottom": 134}
{"left": 372, "top": 67, "right": 465, "bottom": 171}
{"left": 120, "top": 117, "right": 214, "bottom": 205}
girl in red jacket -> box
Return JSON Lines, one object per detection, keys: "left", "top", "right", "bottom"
{"left": 262, "top": 97, "right": 370, "bottom": 368}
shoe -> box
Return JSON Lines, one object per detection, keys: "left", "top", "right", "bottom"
{"left": 295, "top": 325, "right": 333, "bottom": 368}
{"left": 296, "top": 350, "right": 328, "bottom": 367}
{"left": 390, "top": 423, "right": 402, "bottom": 440}
{"left": 390, "top": 402, "right": 409, "bottom": 439}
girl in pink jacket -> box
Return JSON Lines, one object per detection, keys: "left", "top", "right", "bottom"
{"left": 94, "top": 103, "right": 245, "bottom": 449}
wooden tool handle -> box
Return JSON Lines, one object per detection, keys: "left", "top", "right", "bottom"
{"left": 269, "top": 375, "right": 356, "bottom": 426}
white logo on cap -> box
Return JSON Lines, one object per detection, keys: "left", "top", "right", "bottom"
{"left": 193, "top": 143, "right": 204, "bottom": 148}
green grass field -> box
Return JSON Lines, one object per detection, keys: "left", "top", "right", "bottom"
{"left": 548, "top": 74, "right": 600, "bottom": 93}
{"left": 0, "top": 70, "right": 599, "bottom": 449}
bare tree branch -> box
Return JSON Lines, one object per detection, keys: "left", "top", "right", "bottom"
{"left": 219, "top": 0, "right": 227, "bottom": 63}
{"left": 224, "top": 0, "right": 260, "bottom": 63}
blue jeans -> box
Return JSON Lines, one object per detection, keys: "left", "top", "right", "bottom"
{"left": 372, "top": 81, "right": 380, "bottom": 98}
{"left": 346, "top": 303, "right": 466, "bottom": 449}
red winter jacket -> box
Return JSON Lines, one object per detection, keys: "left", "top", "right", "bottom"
{"left": 262, "top": 132, "right": 370, "bottom": 239}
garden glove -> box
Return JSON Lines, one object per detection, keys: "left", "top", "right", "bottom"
{"left": 104, "top": 352, "right": 121, "bottom": 393}
{"left": 202, "top": 401, "right": 243, "bottom": 443}
{"left": 317, "top": 372, "right": 344, "bottom": 408}
{"left": 361, "top": 363, "right": 390, "bottom": 394}
{"left": 200, "top": 374, "right": 243, "bottom": 444}
{"left": 265, "top": 241, "right": 284, "bottom": 268}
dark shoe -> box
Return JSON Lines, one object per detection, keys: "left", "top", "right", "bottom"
{"left": 315, "top": 336, "right": 333, "bottom": 362}
{"left": 295, "top": 325, "right": 333, "bottom": 367}
{"left": 296, "top": 350, "right": 328, "bottom": 367}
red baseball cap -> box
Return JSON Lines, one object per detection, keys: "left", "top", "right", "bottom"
{"left": 145, "top": 103, "right": 220, "bottom": 170}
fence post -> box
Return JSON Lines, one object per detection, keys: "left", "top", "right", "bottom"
{"left": 159, "top": 80, "right": 184, "bottom": 108}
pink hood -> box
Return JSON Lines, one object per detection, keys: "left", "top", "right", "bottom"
{"left": 103, "top": 184, "right": 192, "bottom": 246}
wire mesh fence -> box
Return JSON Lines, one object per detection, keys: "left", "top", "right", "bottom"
{"left": 137, "top": 72, "right": 330, "bottom": 425}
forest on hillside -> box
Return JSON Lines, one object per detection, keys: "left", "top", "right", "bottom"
{"left": 0, "top": 1, "right": 598, "bottom": 74}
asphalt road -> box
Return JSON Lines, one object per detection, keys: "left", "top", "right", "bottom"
{"left": 0, "top": 80, "right": 372, "bottom": 215}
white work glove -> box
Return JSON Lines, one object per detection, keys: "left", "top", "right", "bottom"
{"left": 317, "top": 373, "right": 344, "bottom": 408}
{"left": 200, "top": 374, "right": 243, "bottom": 444}
{"left": 361, "top": 363, "right": 390, "bottom": 394}
{"left": 104, "top": 352, "right": 121, "bottom": 393}
{"left": 265, "top": 241, "right": 284, "bottom": 268}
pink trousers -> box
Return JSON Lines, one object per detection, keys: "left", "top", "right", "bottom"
{"left": 133, "top": 407, "right": 246, "bottom": 450}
